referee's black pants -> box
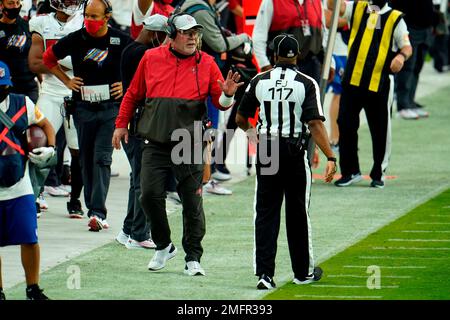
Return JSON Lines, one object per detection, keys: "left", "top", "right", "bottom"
{"left": 140, "top": 141, "right": 205, "bottom": 263}
{"left": 254, "top": 136, "right": 314, "bottom": 280}
{"left": 338, "top": 80, "right": 393, "bottom": 181}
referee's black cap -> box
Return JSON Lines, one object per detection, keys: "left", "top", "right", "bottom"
{"left": 270, "top": 34, "right": 300, "bottom": 58}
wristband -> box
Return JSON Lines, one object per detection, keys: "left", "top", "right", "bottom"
{"left": 398, "top": 52, "right": 408, "bottom": 61}
{"left": 327, "top": 157, "right": 337, "bottom": 162}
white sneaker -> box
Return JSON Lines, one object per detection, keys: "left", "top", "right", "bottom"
{"left": 411, "top": 108, "right": 429, "bottom": 118}
{"left": 397, "top": 109, "right": 419, "bottom": 120}
{"left": 44, "top": 185, "right": 69, "bottom": 197}
{"left": 148, "top": 243, "right": 177, "bottom": 271}
{"left": 126, "top": 238, "right": 156, "bottom": 249}
{"left": 88, "top": 216, "right": 109, "bottom": 232}
{"left": 211, "top": 170, "right": 231, "bottom": 181}
{"left": 203, "top": 180, "right": 232, "bottom": 195}
{"left": 184, "top": 261, "right": 206, "bottom": 276}
{"left": 115, "top": 230, "right": 129, "bottom": 245}
{"left": 38, "top": 193, "right": 48, "bottom": 210}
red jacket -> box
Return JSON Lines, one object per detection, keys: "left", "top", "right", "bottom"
{"left": 116, "top": 45, "right": 226, "bottom": 143}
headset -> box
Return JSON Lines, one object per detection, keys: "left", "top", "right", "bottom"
{"left": 167, "top": 11, "right": 203, "bottom": 96}
{"left": 167, "top": 11, "right": 189, "bottom": 39}
{"left": 82, "top": 0, "right": 112, "bottom": 15}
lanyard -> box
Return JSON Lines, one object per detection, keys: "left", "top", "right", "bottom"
{"left": 293, "top": 0, "right": 308, "bottom": 21}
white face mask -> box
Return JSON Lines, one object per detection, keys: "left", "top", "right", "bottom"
{"left": 61, "top": 5, "right": 79, "bottom": 15}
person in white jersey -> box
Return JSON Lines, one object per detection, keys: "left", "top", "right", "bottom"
{"left": 28, "top": 0, "right": 84, "bottom": 218}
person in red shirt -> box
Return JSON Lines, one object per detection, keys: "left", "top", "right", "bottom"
{"left": 113, "top": 13, "right": 243, "bottom": 276}
{"left": 228, "top": 0, "right": 243, "bottom": 34}
{"left": 130, "top": 0, "right": 174, "bottom": 39}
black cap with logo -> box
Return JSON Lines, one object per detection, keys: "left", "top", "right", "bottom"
{"left": 271, "top": 34, "right": 300, "bottom": 58}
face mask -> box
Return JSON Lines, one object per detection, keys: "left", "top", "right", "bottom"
{"left": 0, "top": 86, "right": 9, "bottom": 103}
{"left": 370, "top": 0, "right": 387, "bottom": 9}
{"left": 61, "top": 5, "right": 79, "bottom": 16}
{"left": 84, "top": 18, "right": 105, "bottom": 35}
{"left": 2, "top": 6, "right": 22, "bottom": 20}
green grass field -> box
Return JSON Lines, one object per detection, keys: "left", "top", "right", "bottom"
{"left": 4, "top": 85, "right": 450, "bottom": 300}
{"left": 265, "top": 188, "right": 450, "bottom": 300}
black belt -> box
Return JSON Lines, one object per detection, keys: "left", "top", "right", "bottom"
{"left": 75, "top": 100, "right": 118, "bottom": 111}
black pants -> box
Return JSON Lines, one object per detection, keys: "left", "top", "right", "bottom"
{"left": 121, "top": 135, "right": 150, "bottom": 242}
{"left": 431, "top": 33, "right": 449, "bottom": 72}
{"left": 254, "top": 136, "right": 314, "bottom": 279}
{"left": 73, "top": 101, "right": 119, "bottom": 220}
{"left": 44, "top": 126, "right": 66, "bottom": 187}
{"left": 338, "top": 81, "right": 392, "bottom": 181}
{"left": 140, "top": 141, "right": 205, "bottom": 262}
{"left": 395, "top": 27, "right": 432, "bottom": 111}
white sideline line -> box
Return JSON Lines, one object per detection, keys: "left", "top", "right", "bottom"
{"left": 430, "top": 215, "right": 449, "bottom": 217}
{"left": 416, "top": 222, "right": 450, "bottom": 225}
{"left": 317, "top": 184, "right": 450, "bottom": 267}
{"left": 359, "top": 256, "right": 449, "bottom": 260}
{"left": 311, "top": 284, "right": 399, "bottom": 289}
{"left": 344, "top": 265, "right": 426, "bottom": 269}
{"left": 402, "top": 230, "right": 450, "bottom": 233}
{"left": 443, "top": 206, "right": 450, "bottom": 209}
{"left": 327, "top": 274, "right": 412, "bottom": 279}
{"left": 388, "top": 239, "right": 450, "bottom": 242}
{"left": 294, "top": 295, "right": 383, "bottom": 299}
{"left": 373, "top": 247, "right": 450, "bottom": 251}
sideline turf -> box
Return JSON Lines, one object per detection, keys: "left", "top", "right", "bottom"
{"left": 265, "top": 188, "right": 450, "bottom": 300}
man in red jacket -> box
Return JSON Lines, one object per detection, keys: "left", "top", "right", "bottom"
{"left": 113, "top": 13, "right": 243, "bottom": 276}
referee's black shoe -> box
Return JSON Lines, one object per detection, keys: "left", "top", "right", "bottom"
{"left": 26, "top": 284, "right": 49, "bottom": 300}
{"left": 293, "top": 267, "right": 323, "bottom": 285}
{"left": 257, "top": 274, "right": 276, "bottom": 290}
{"left": 334, "top": 173, "right": 363, "bottom": 187}
{"left": 370, "top": 180, "right": 385, "bottom": 189}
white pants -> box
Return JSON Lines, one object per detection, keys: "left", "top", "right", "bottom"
{"left": 36, "top": 93, "right": 79, "bottom": 150}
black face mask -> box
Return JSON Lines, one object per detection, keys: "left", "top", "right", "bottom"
{"left": 2, "top": 6, "right": 22, "bottom": 20}
{"left": 370, "top": 0, "right": 387, "bottom": 9}
{"left": 0, "top": 86, "right": 10, "bottom": 103}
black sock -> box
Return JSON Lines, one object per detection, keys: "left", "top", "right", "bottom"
{"left": 70, "top": 154, "right": 83, "bottom": 200}
{"left": 26, "top": 284, "right": 39, "bottom": 291}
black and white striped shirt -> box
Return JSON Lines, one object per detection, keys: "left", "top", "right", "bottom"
{"left": 238, "top": 63, "right": 325, "bottom": 138}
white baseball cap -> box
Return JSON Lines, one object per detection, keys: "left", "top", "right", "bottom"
{"left": 174, "top": 14, "right": 203, "bottom": 31}
{"left": 143, "top": 14, "right": 168, "bottom": 32}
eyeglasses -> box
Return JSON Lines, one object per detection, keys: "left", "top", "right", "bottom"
{"left": 177, "top": 29, "right": 202, "bottom": 38}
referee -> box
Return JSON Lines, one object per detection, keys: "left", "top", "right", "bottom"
{"left": 236, "top": 34, "right": 337, "bottom": 290}
{"left": 329, "top": 0, "right": 412, "bottom": 188}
